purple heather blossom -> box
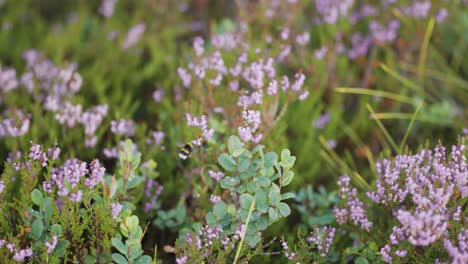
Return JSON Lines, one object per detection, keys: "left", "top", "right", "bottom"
{"left": 122, "top": 23, "right": 146, "bottom": 50}
{"left": 149, "top": 131, "right": 165, "bottom": 146}
{"left": 47, "top": 147, "right": 61, "bottom": 160}
{"left": 314, "top": 46, "right": 328, "bottom": 60}
{"left": 209, "top": 195, "right": 221, "bottom": 204}
{"left": 0, "top": 181, "right": 4, "bottom": 194}
{"left": 177, "top": 67, "right": 191, "bottom": 88}
{"left": 29, "top": 143, "right": 48, "bottom": 167}
{"left": 144, "top": 179, "right": 163, "bottom": 212}
{"left": 296, "top": 32, "right": 310, "bottom": 46}
{"left": 152, "top": 88, "right": 165, "bottom": 102}
{"left": 380, "top": 244, "right": 392, "bottom": 263}
{"left": 99, "top": 0, "right": 118, "bottom": 18}
{"left": 313, "top": 112, "right": 331, "bottom": 129}
{"left": 45, "top": 236, "right": 58, "bottom": 254}
{"left": 395, "top": 249, "right": 407, "bottom": 258}
{"left": 85, "top": 159, "right": 105, "bottom": 189}
{"left": 348, "top": 33, "right": 372, "bottom": 59}
{"left": 111, "top": 203, "right": 123, "bottom": 220}
{"left": 436, "top": 9, "right": 448, "bottom": 23}
{"left": 0, "top": 65, "right": 18, "bottom": 93}
{"left": 185, "top": 113, "right": 214, "bottom": 145}
{"left": 55, "top": 102, "right": 82, "bottom": 128}
{"left": 208, "top": 170, "right": 224, "bottom": 181}
{"left": 396, "top": 210, "right": 447, "bottom": 246}
{"left": 110, "top": 119, "right": 134, "bottom": 136}
{"left": 334, "top": 175, "right": 373, "bottom": 231}
{"left": 12, "top": 248, "right": 33, "bottom": 262}
{"left": 443, "top": 228, "right": 468, "bottom": 263}
{"left": 314, "top": 0, "right": 354, "bottom": 24}
{"left": 0, "top": 110, "right": 30, "bottom": 138}
{"left": 369, "top": 20, "right": 400, "bottom": 44}
{"left": 176, "top": 256, "right": 188, "bottom": 264}
{"left": 402, "top": 1, "right": 431, "bottom": 19}
{"left": 193, "top": 36, "right": 205, "bottom": 56}
{"left": 306, "top": 226, "right": 336, "bottom": 257}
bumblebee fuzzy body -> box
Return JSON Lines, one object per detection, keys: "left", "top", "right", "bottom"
{"left": 179, "top": 143, "right": 193, "bottom": 160}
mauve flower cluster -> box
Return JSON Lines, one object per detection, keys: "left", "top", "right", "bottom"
{"left": 99, "top": 0, "right": 118, "bottom": 18}
{"left": 144, "top": 178, "right": 163, "bottom": 212}
{"left": 103, "top": 140, "right": 138, "bottom": 158}
{"left": 185, "top": 113, "right": 214, "bottom": 146}
{"left": 122, "top": 23, "right": 146, "bottom": 50}
{"left": 0, "top": 240, "right": 33, "bottom": 262}
{"left": 177, "top": 224, "right": 246, "bottom": 262}
{"left": 306, "top": 226, "right": 336, "bottom": 257}
{"left": 40, "top": 151, "right": 106, "bottom": 203}
{"left": 314, "top": 0, "right": 354, "bottom": 24}
{"left": 2, "top": 50, "right": 108, "bottom": 147}
{"left": 333, "top": 175, "right": 373, "bottom": 231}
{"left": 0, "top": 110, "right": 30, "bottom": 138}
{"left": 336, "top": 143, "right": 467, "bottom": 263}
{"left": 110, "top": 118, "right": 135, "bottom": 136}
{"left": 178, "top": 32, "right": 309, "bottom": 143}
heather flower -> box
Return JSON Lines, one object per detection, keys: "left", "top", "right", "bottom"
{"left": 380, "top": 244, "right": 392, "bottom": 263}
{"left": 296, "top": 32, "right": 310, "bottom": 46}
{"left": 185, "top": 113, "right": 214, "bottom": 145}
{"left": 369, "top": 20, "right": 400, "bottom": 44}
{"left": 176, "top": 256, "right": 188, "bottom": 264}
{"left": 436, "top": 9, "right": 448, "bottom": 23}
{"left": 402, "top": 1, "right": 431, "bottom": 19}
{"left": 177, "top": 67, "right": 191, "bottom": 88}
{"left": 85, "top": 159, "right": 105, "bottom": 189}
{"left": 55, "top": 102, "right": 82, "bottom": 128}
{"left": 314, "top": 0, "right": 354, "bottom": 24}
{"left": 112, "top": 203, "right": 123, "bottom": 220}
{"left": 314, "top": 46, "right": 328, "bottom": 60}
{"left": 334, "top": 175, "right": 373, "bottom": 231}
{"left": 0, "top": 181, "right": 4, "bottom": 194}
{"left": 193, "top": 36, "right": 205, "bottom": 56}
{"left": 45, "top": 236, "right": 58, "bottom": 254}
{"left": 443, "top": 228, "right": 468, "bottom": 263}
{"left": 12, "top": 248, "right": 33, "bottom": 262}
{"left": 208, "top": 170, "right": 224, "bottom": 181}
{"left": 306, "top": 226, "right": 336, "bottom": 257}
{"left": 0, "top": 110, "right": 30, "bottom": 137}
{"left": 312, "top": 112, "right": 330, "bottom": 129}
{"left": 152, "top": 88, "right": 165, "bottom": 102}
{"left": 47, "top": 147, "right": 61, "bottom": 160}
{"left": 0, "top": 65, "right": 18, "bottom": 93}
{"left": 122, "top": 23, "right": 146, "bottom": 50}
{"left": 110, "top": 119, "right": 135, "bottom": 136}
{"left": 99, "top": 0, "right": 118, "bottom": 18}
{"left": 29, "top": 143, "right": 48, "bottom": 167}
{"left": 209, "top": 195, "right": 221, "bottom": 204}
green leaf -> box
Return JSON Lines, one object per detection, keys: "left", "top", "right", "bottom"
{"left": 213, "top": 201, "right": 227, "bottom": 219}
{"left": 205, "top": 212, "right": 217, "bottom": 226}
{"left": 257, "top": 216, "right": 269, "bottom": 230}
{"left": 281, "top": 192, "right": 295, "bottom": 200}
{"left": 220, "top": 176, "right": 239, "bottom": 190}
{"left": 281, "top": 149, "right": 291, "bottom": 161}
{"left": 112, "top": 238, "right": 127, "bottom": 255}
{"left": 134, "top": 256, "right": 152, "bottom": 264}
{"left": 237, "top": 157, "right": 251, "bottom": 172}
{"left": 254, "top": 191, "right": 268, "bottom": 213}
{"left": 264, "top": 152, "right": 278, "bottom": 168}
{"left": 218, "top": 153, "right": 236, "bottom": 172}
{"left": 112, "top": 253, "right": 128, "bottom": 264}
{"left": 128, "top": 244, "right": 142, "bottom": 260}
{"left": 355, "top": 257, "right": 369, "bottom": 264}
{"left": 255, "top": 176, "right": 271, "bottom": 187}
{"left": 240, "top": 193, "right": 254, "bottom": 209}
{"left": 277, "top": 202, "right": 291, "bottom": 217}
{"left": 268, "top": 184, "right": 281, "bottom": 205}
{"left": 50, "top": 224, "right": 62, "bottom": 236}
{"left": 55, "top": 240, "right": 69, "bottom": 257}
{"left": 31, "top": 219, "right": 43, "bottom": 240}
{"left": 31, "top": 189, "right": 43, "bottom": 206}
{"left": 228, "top": 136, "right": 243, "bottom": 155}
{"left": 127, "top": 176, "right": 143, "bottom": 189}
{"left": 281, "top": 170, "right": 294, "bottom": 186}
{"left": 268, "top": 207, "right": 278, "bottom": 221}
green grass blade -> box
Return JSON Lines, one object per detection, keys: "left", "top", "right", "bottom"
{"left": 366, "top": 104, "right": 400, "bottom": 154}
{"left": 418, "top": 18, "right": 435, "bottom": 87}
{"left": 233, "top": 199, "right": 256, "bottom": 264}
{"left": 335, "top": 87, "right": 416, "bottom": 105}
{"left": 399, "top": 102, "right": 423, "bottom": 151}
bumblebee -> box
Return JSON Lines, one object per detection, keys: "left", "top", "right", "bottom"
{"left": 179, "top": 143, "right": 193, "bottom": 160}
